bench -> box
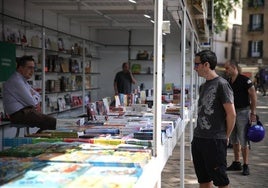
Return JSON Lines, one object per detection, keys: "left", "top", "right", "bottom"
{"left": 9, "top": 124, "right": 31, "bottom": 137}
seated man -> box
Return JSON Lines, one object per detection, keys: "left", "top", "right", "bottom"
{"left": 3, "top": 55, "right": 56, "bottom": 133}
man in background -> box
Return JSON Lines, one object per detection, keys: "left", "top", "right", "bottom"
{"left": 3, "top": 55, "right": 56, "bottom": 133}
{"left": 224, "top": 60, "right": 257, "bottom": 176}
{"left": 258, "top": 68, "right": 266, "bottom": 96}
{"left": 114, "top": 62, "right": 136, "bottom": 95}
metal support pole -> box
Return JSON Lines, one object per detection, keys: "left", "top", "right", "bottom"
{"left": 189, "top": 29, "right": 195, "bottom": 161}
{"left": 153, "top": 0, "right": 163, "bottom": 160}
{"left": 41, "top": 9, "right": 46, "bottom": 113}
{"left": 180, "top": 4, "right": 186, "bottom": 188}
{"left": 82, "top": 40, "right": 86, "bottom": 114}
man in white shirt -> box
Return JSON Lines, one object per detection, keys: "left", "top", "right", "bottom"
{"left": 3, "top": 55, "right": 56, "bottom": 133}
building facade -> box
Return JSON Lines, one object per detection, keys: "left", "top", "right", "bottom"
{"left": 240, "top": 0, "right": 267, "bottom": 66}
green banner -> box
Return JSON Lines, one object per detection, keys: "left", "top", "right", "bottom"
{"left": 0, "top": 42, "right": 16, "bottom": 81}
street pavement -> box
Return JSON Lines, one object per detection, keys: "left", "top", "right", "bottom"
{"left": 161, "top": 93, "right": 268, "bottom": 187}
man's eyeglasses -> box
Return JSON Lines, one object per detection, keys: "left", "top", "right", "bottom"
{"left": 24, "top": 66, "right": 35, "bottom": 70}
{"left": 194, "top": 63, "right": 202, "bottom": 68}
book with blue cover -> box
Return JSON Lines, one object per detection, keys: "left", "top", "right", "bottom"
{"left": 2, "top": 162, "right": 91, "bottom": 188}
{"left": 0, "top": 158, "right": 46, "bottom": 186}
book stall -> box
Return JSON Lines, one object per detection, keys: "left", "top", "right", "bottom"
{"left": 0, "top": 0, "right": 207, "bottom": 187}
{"left": 0, "top": 102, "right": 190, "bottom": 188}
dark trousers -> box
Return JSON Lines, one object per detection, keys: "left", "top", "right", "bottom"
{"left": 259, "top": 84, "right": 266, "bottom": 95}
{"left": 9, "top": 107, "right": 56, "bottom": 130}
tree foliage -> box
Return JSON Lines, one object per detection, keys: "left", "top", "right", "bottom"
{"left": 213, "top": 0, "right": 241, "bottom": 33}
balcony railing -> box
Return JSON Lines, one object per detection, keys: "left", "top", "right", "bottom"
{"left": 248, "top": 24, "right": 264, "bottom": 32}
{"left": 248, "top": 0, "right": 265, "bottom": 8}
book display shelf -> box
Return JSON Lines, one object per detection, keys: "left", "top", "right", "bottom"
{"left": 0, "top": 13, "right": 102, "bottom": 117}
{"left": 0, "top": 103, "right": 193, "bottom": 188}
{"left": 128, "top": 43, "right": 165, "bottom": 91}
{"left": 0, "top": 4, "right": 197, "bottom": 186}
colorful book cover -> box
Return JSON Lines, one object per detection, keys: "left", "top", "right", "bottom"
{"left": 2, "top": 162, "right": 91, "bottom": 188}
{"left": 0, "top": 158, "right": 45, "bottom": 186}
{"left": 131, "top": 64, "right": 141, "bottom": 74}
{"left": 66, "top": 166, "right": 142, "bottom": 188}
